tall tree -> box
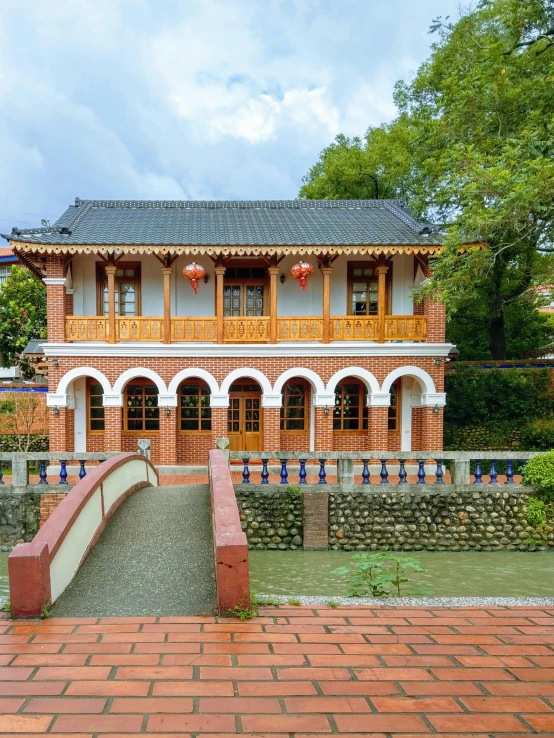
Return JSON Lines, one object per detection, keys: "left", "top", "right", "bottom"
{"left": 0, "top": 266, "right": 47, "bottom": 377}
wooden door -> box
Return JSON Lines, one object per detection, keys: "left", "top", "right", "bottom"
{"left": 227, "top": 393, "right": 262, "bottom": 452}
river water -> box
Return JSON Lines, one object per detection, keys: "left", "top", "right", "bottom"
{"left": 250, "top": 550, "right": 554, "bottom": 598}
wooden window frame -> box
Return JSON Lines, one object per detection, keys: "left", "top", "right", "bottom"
{"left": 280, "top": 380, "right": 308, "bottom": 433}
{"left": 179, "top": 380, "right": 212, "bottom": 434}
{"left": 96, "top": 261, "right": 142, "bottom": 317}
{"left": 333, "top": 380, "right": 368, "bottom": 433}
{"left": 347, "top": 261, "right": 392, "bottom": 316}
{"left": 123, "top": 379, "right": 159, "bottom": 434}
{"left": 219, "top": 262, "right": 268, "bottom": 318}
{"left": 388, "top": 380, "right": 401, "bottom": 432}
{"left": 87, "top": 379, "right": 105, "bottom": 434}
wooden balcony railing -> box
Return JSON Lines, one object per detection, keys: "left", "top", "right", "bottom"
{"left": 65, "top": 315, "right": 428, "bottom": 343}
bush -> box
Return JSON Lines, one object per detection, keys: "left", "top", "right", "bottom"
{"left": 524, "top": 451, "right": 554, "bottom": 501}
{"left": 0, "top": 434, "right": 48, "bottom": 453}
{"left": 521, "top": 419, "right": 554, "bottom": 451}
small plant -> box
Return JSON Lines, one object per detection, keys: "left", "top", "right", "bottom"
{"left": 40, "top": 600, "right": 52, "bottom": 619}
{"left": 524, "top": 451, "right": 554, "bottom": 501}
{"left": 288, "top": 598, "right": 301, "bottom": 606}
{"left": 286, "top": 485, "right": 302, "bottom": 500}
{"left": 525, "top": 496, "right": 548, "bottom": 527}
{"left": 333, "top": 552, "right": 426, "bottom": 598}
{"left": 230, "top": 597, "right": 259, "bottom": 621}
{"left": 327, "top": 600, "right": 339, "bottom": 608}
{"left": 1, "top": 601, "right": 10, "bottom": 614}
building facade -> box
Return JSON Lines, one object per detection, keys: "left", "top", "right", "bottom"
{"left": 5, "top": 199, "right": 455, "bottom": 465}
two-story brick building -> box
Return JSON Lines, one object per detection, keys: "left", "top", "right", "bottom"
{"left": 4, "top": 198, "right": 456, "bottom": 466}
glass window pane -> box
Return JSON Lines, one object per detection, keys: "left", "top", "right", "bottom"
{"left": 145, "top": 419, "right": 159, "bottom": 431}
{"left": 91, "top": 420, "right": 104, "bottom": 431}
{"left": 128, "top": 419, "right": 143, "bottom": 431}
{"left": 200, "top": 420, "right": 211, "bottom": 431}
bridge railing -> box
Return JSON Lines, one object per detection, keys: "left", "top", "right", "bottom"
{"left": 8, "top": 453, "right": 158, "bottom": 618}
{"left": 0, "top": 452, "right": 127, "bottom": 490}
{"left": 209, "top": 449, "right": 250, "bottom": 612}
{"left": 227, "top": 450, "right": 542, "bottom": 489}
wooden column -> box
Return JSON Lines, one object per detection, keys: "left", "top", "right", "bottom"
{"left": 268, "top": 266, "right": 279, "bottom": 344}
{"left": 162, "top": 267, "right": 172, "bottom": 344}
{"left": 376, "top": 265, "right": 389, "bottom": 343}
{"left": 215, "top": 265, "right": 226, "bottom": 344}
{"left": 105, "top": 264, "right": 117, "bottom": 344}
{"left": 321, "top": 267, "right": 332, "bottom": 344}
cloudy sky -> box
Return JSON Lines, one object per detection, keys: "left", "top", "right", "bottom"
{"left": 0, "top": 0, "right": 462, "bottom": 234}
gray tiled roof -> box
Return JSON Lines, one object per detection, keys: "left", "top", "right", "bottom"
{"left": 4, "top": 199, "right": 442, "bottom": 247}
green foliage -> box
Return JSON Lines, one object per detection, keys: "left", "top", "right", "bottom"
{"left": 522, "top": 419, "right": 554, "bottom": 451}
{"left": 0, "top": 601, "right": 10, "bottom": 614}
{"left": 525, "top": 497, "right": 548, "bottom": 527}
{"left": 0, "top": 267, "right": 47, "bottom": 377}
{"left": 0, "top": 434, "right": 48, "bottom": 453}
{"left": 333, "top": 552, "right": 426, "bottom": 598}
{"left": 327, "top": 600, "right": 339, "bottom": 608}
{"left": 444, "top": 366, "right": 554, "bottom": 426}
{"left": 230, "top": 594, "right": 259, "bottom": 621}
{"left": 287, "top": 598, "right": 301, "bottom": 606}
{"left": 40, "top": 600, "right": 52, "bottom": 619}
{"left": 286, "top": 485, "right": 302, "bottom": 500}
{"left": 524, "top": 451, "right": 554, "bottom": 501}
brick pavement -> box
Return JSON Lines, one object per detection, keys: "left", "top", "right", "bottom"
{"left": 0, "top": 606, "right": 552, "bottom": 734}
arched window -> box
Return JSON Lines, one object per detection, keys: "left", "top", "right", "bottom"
{"left": 87, "top": 380, "right": 104, "bottom": 432}
{"left": 180, "top": 381, "right": 211, "bottom": 432}
{"left": 333, "top": 380, "right": 368, "bottom": 431}
{"left": 280, "top": 382, "right": 307, "bottom": 431}
{"left": 125, "top": 381, "right": 159, "bottom": 432}
{"left": 388, "top": 381, "right": 400, "bottom": 430}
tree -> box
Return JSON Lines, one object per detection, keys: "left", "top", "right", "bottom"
{"left": 0, "top": 392, "right": 48, "bottom": 452}
{"left": 0, "top": 266, "right": 47, "bottom": 377}
{"left": 300, "top": 0, "right": 554, "bottom": 359}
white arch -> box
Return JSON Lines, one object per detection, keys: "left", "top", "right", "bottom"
{"left": 220, "top": 367, "right": 273, "bottom": 396}
{"left": 168, "top": 368, "right": 220, "bottom": 396}
{"left": 112, "top": 368, "right": 167, "bottom": 395}
{"left": 325, "top": 367, "right": 380, "bottom": 395}
{"left": 381, "top": 366, "right": 436, "bottom": 395}
{"left": 56, "top": 367, "right": 111, "bottom": 396}
{"left": 272, "top": 367, "right": 325, "bottom": 396}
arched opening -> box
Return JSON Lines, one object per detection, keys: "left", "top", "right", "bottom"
{"left": 177, "top": 378, "right": 213, "bottom": 464}
{"left": 227, "top": 378, "right": 263, "bottom": 452}
{"left": 280, "top": 378, "right": 311, "bottom": 451}
{"left": 121, "top": 377, "right": 159, "bottom": 456}
{"left": 332, "top": 378, "right": 368, "bottom": 451}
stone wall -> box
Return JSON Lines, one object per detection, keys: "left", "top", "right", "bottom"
{"left": 329, "top": 488, "right": 552, "bottom": 552}
{"left": 444, "top": 422, "right": 522, "bottom": 451}
{"left": 0, "top": 492, "right": 41, "bottom": 548}
{"left": 237, "top": 489, "right": 303, "bottom": 550}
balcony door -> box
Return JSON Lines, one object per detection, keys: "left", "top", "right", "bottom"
{"left": 227, "top": 383, "right": 262, "bottom": 452}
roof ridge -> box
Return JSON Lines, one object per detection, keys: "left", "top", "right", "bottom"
{"left": 77, "top": 198, "right": 401, "bottom": 209}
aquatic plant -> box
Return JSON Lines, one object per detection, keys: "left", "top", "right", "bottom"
{"left": 333, "top": 552, "right": 426, "bottom": 598}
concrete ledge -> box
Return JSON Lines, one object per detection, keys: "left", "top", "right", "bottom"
{"left": 237, "top": 484, "right": 534, "bottom": 496}
{"left": 209, "top": 449, "right": 250, "bottom": 612}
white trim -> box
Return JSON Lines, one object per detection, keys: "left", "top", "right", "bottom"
{"left": 421, "top": 392, "right": 447, "bottom": 407}
{"left": 112, "top": 367, "right": 167, "bottom": 395}
{"left": 312, "top": 393, "right": 335, "bottom": 407}
{"left": 325, "top": 367, "right": 380, "bottom": 395}
{"left": 220, "top": 367, "right": 273, "bottom": 395}
{"left": 158, "top": 393, "right": 178, "bottom": 407}
{"left": 367, "top": 392, "right": 391, "bottom": 407}
{"left": 381, "top": 366, "right": 436, "bottom": 395}
{"left": 43, "top": 277, "right": 67, "bottom": 286}
{"left": 46, "top": 393, "right": 68, "bottom": 407}
{"left": 56, "top": 367, "right": 112, "bottom": 396}
{"left": 103, "top": 393, "right": 123, "bottom": 407}
{"left": 43, "top": 342, "right": 454, "bottom": 358}
{"left": 210, "top": 394, "right": 230, "bottom": 408}
{"left": 272, "top": 367, "right": 325, "bottom": 395}
{"left": 167, "top": 368, "right": 220, "bottom": 396}
{"left": 65, "top": 288, "right": 76, "bottom": 296}
{"left": 261, "top": 393, "right": 282, "bottom": 408}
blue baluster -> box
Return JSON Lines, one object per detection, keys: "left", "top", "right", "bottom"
{"left": 242, "top": 458, "right": 250, "bottom": 485}
{"left": 520, "top": 460, "right": 527, "bottom": 485}
{"left": 435, "top": 460, "right": 444, "bottom": 485}
{"left": 279, "top": 459, "right": 288, "bottom": 485}
{"left": 473, "top": 460, "right": 483, "bottom": 485}
{"left": 299, "top": 459, "right": 307, "bottom": 484}
{"left": 0, "top": 464, "right": 3, "bottom": 485}
{"left": 489, "top": 460, "right": 498, "bottom": 485}
{"left": 398, "top": 459, "right": 407, "bottom": 484}
{"left": 261, "top": 459, "right": 269, "bottom": 485}
{"left": 79, "top": 460, "right": 87, "bottom": 479}
{"left": 417, "top": 459, "right": 426, "bottom": 485}
{"left": 379, "top": 459, "right": 389, "bottom": 485}
{"left": 59, "top": 460, "right": 68, "bottom": 485}
{"left": 39, "top": 460, "right": 48, "bottom": 485}
{"left": 361, "top": 459, "right": 370, "bottom": 485}
{"left": 505, "top": 459, "right": 515, "bottom": 485}
{"left": 318, "top": 459, "right": 327, "bottom": 485}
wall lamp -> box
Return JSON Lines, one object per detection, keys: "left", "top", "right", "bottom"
{"left": 433, "top": 356, "right": 442, "bottom": 366}
{"left": 52, "top": 358, "right": 59, "bottom": 366}
{"left": 432, "top": 404, "right": 440, "bottom": 414}
{"left": 53, "top": 406, "right": 59, "bottom": 416}
{"left": 203, "top": 274, "right": 209, "bottom": 284}
{"left": 165, "top": 406, "right": 171, "bottom": 416}
{"left": 324, "top": 405, "right": 330, "bottom": 415}
{"left": 280, "top": 273, "right": 286, "bottom": 285}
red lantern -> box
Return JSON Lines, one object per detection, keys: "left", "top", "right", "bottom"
{"left": 182, "top": 262, "right": 206, "bottom": 294}
{"left": 290, "top": 261, "right": 314, "bottom": 291}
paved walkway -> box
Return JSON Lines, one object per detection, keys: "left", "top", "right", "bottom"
{"left": 53, "top": 485, "right": 216, "bottom": 618}
{"left": 0, "top": 605, "right": 553, "bottom": 734}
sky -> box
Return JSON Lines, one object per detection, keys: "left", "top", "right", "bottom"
{"left": 0, "top": 0, "right": 463, "bottom": 235}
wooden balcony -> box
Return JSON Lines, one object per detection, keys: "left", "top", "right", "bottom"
{"left": 65, "top": 315, "right": 428, "bottom": 343}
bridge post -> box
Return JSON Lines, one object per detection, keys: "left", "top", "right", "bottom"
{"left": 215, "top": 438, "right": 230, "bottom": 465}
{"left": 11, "top": 457, "right": 28, "bottom": 493}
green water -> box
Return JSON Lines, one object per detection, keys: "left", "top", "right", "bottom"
{"left": 0, "top": 554, "right": 9, "bottom": 607}
{"left": 250, "top": 550, "right": 554, "bottom": 598}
